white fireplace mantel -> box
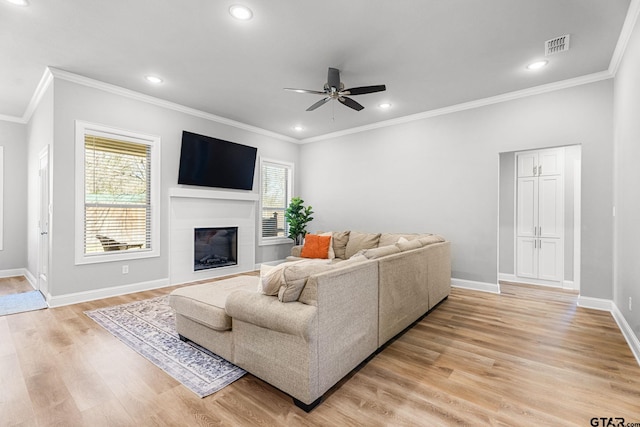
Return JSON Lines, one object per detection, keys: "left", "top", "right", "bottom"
{"left": 169, "top": 187, "right": 259, "bottom": 201}
{"left": 168, "top": 187, "right": 257, "bottom": 285}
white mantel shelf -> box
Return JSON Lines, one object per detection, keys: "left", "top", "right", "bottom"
{"left": 169, "top": 187, "right": 259, "bottom": 201}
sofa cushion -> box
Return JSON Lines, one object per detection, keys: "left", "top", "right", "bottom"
{"left": 396, "top": 239, "right": 423, "bottom": 251}
{"left": 418, "top": 234, "right": 446, "bottom": 246}
{"left": 169, "top": 276, "right": 258, "bottom": 331}
{"left": 378, "top": 233, "right": 406, "bottom": 247}
{"left": 330, "top": 231, "right": 350, "bottom": 259}
{"left": 300, "top": 234, "right": 333, "bottom": 259}
{"left": 345, "top": 232, "right": 381, "bottom": 259}
{"left": 259, "top": 263, "right": 288, "bottom": 295}
{"left": 278, "top": 263, "right": 334, "bottom": 303}
{"left": 361, "top": 244, "right": 401, "bottom": 259}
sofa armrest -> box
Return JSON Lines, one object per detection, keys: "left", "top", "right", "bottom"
{"left": 291, "top": 245, "right": 303, "bottom": 257}
{"left": 226, "top": 290, "right": 317, "bottom": 340}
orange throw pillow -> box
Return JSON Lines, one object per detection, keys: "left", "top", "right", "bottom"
{"left": 300, "top": 234, "right": 332, "bottom": 259}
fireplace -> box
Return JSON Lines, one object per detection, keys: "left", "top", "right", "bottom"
{"left": 194, "top": 227, "right": 238, "bottom": 271}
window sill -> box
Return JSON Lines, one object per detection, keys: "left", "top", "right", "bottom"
{"left": 259, "top": 237, "right": 294, "bottom": 247}
{"left": 75, "top": 248, "right": 159, "bottom": 265}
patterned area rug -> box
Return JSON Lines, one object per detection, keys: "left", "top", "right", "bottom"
{"left": 0, "top": 290, "right": 48, "bottom": 316}
{"left": 85, "top": 295, "right": 245, "bottom": 398}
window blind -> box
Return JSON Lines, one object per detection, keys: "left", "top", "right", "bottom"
{"left": 84, "top": 135, "right": 151, "bottom": 254}
{"left": 261, "top": 162, "right": 289, "bottom": 238}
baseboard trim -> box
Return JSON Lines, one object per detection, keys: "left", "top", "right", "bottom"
{"left": 48, "top": 278, "right": 170, "bottom": 308}
{"left": 611, "top": 304, "right": 640, "bottom": 366}
{"left": 0, "top": 268, "right": 28, "bottom": 279}
{"left": 451, "top": 278, "right": 500, "bottom": 294}
{"left": 0, "top": 268, "right": 37, "bottom": 289}
{"left": 577, "top": 296, "right": 613, "bottom": 311}
{"left": 498, "top": 273, "right": 517, "bottom": 282}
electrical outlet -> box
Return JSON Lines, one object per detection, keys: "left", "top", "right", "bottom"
{"left": 629, "top": 297, "right": 633, "bottom": 311}
{"left": 122, "top": 265, "right": 129, "bottom": 274}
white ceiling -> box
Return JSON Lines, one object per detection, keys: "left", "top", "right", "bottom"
{"left": 0, "top": 0, "right": 633, "bottom": 140}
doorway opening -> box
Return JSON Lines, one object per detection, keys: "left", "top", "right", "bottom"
{"left": 498, "top": 145, "right": 581, "bottom": 291}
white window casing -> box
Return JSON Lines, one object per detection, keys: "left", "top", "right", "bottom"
{"left": 75, "top": 121, "right": 160, "bottom": 264}
{"left": 259, "top": 157, "right": 293, "bottom": 246}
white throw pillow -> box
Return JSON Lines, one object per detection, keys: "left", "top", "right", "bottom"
{"left": 259, "top": 262, "right": 289, "bottom": 295}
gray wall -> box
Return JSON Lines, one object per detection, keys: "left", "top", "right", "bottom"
{"left": 0, "top": 121, "right": 28, "bottom": 271}
{"left": 300, "top": 80, "right": 614, "bottom": 299}
{"left": 498, "top": 145, "right": 580, "bottom": 283}
{"left": 613, "top": 10, "right": 640, "bottom": 341}
{"left": 39, "top": 78, "right": 298, "bottom": 297}
{"left": 498, "top": 152, "right": 515, "bottom": 275}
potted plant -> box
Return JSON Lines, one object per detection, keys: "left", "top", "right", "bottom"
{"left": 285, "top": 197, "right": 314, "bottom": 245}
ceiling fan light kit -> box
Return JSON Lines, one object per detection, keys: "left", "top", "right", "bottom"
{"left": 285, "top": 67, "right": 386, "bottom": 112}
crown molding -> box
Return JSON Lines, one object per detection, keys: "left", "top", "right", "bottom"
{"left": 301, "top": 70, "right": 613, "bottom": 144}
{"left": 44, "top": 67, "right": 299, "bottom": 144}
{"left": 0, "top": 114, "right": 24, "bottom": 123}
{"left": 609, "top": 0, "right": 640, "bottom": 75}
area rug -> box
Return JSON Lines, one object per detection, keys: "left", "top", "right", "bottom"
{"left": 85, "top": 295, "right": 245, "bottom": 398}
{"left": 0, "top": 290, "right": 48, "bottom": 316}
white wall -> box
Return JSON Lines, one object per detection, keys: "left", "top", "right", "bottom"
{"left": 0, "top": 121, "right": 28, "bottom": 271}
{"left": 300, "top": 80, "right": 614, "bottom": 298}
{"left": 42, "top": 77, "right": 298, "bottom": 298}
{"left": 613, "top": 8, "right": 640, "bottom": 341}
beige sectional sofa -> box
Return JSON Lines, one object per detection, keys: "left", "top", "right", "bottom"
{"left": 169, "top": 231, "right": 451, "bottom": 411}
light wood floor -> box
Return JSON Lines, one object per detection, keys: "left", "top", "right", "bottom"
{"left": 1, "top": 277, "right": 639, "bottom": 426}
{"left": 0, "top": 276, "right": 34, "bottom": 297}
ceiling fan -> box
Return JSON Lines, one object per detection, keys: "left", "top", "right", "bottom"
{"left": 284, "top": 67, "right": 386, "bottom": 112}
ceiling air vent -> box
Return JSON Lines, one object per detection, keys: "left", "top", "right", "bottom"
{"left": 545, "top": 34, "right": 570, "bottom": 56}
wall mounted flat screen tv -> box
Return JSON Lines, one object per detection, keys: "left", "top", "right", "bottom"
{"left": 178, "top": 131, "right": 257, "bottom": 190}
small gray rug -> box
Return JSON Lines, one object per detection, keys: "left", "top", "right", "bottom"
{"left": 85, "top": 295, "right": 245, "bottom": 398}
{"left": 0, "top": 290, "right": 48, "bottom": 316}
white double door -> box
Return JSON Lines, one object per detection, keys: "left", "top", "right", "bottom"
{"left": 516, "top": 148, "right": 564, "bottom": 284}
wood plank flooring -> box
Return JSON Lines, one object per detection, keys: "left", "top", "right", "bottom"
{"left": 1, "top": 278, "right": 639, "bottom": 426}
{"left": 0, "top": 276, "right": 34, "bottom": 297}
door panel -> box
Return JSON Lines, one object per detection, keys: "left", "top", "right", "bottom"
{"left": 517, "top": 153, "right": 537, "bottom": 177}
{"left": 517, "top": 177, "right": 538, "bottom": 237}
{"left": 538, "top": 149, "right": 564, "bottom": 176}
{"left": 516, "top": 237, "right": 537, "bottom": 278}
{"left": 38, "top": 147, "right": 49, "bottom": 297}
{"left": 538, "top": 239, "right": 562, "bottom": 282}
{"left": 538, "top": 175, "right": 563, "bottom": 239}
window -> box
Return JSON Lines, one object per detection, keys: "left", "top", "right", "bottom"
{"left": 259, "top": 158, "right": 293, "bottom": 244}
{"left": 75, "top": 121, "right": 160, "bottom": 264}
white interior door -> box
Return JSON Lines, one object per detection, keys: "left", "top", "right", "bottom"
{"left": 38, "top": 147, "right": 49, "bottom": 297}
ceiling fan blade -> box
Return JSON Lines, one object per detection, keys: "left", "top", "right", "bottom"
{"left": 306, "top": 97, "right": 331, "bottom": 111}
{"left": 284, "top": 88, "right": 327, "bottom": 95}
{"left": 342, "top": 85, "right": 387, "bottom": 96}
{"left": 327, "top": 67, "right": 341, "bottom": 90}
{"left": 339, "top": 96, "right": 364, "bottom": 111}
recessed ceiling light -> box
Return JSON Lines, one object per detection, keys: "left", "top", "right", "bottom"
{"left": 229, "top": 4, "right": 253, "bottom": 20}
{"left": 145, "top": 75, "right": 163, "bottom": 84}
{"left": 526, "top": 60, "right": 549, "bottom": 70}
{"left": 5, "top": 0, "right": 29, "bottom": 6}
{"left": 379, "top": 103, "right": 392, "bottom": 109}
{"left": 293, "top": 125, "right": 304, "bottom": 132}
